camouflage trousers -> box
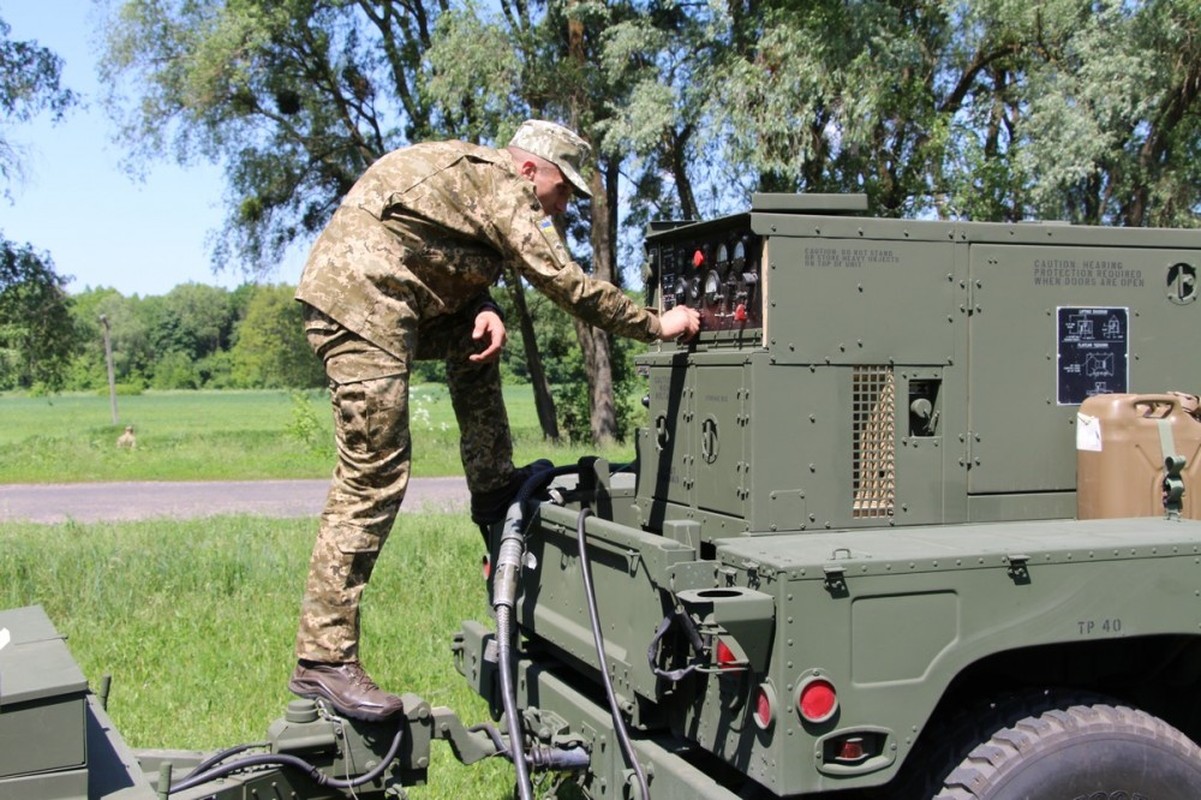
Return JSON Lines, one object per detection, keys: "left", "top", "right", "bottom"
{"left": 295, "top": 304, "right": 513, "bottom": 663}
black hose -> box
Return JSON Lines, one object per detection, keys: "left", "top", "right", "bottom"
{"left": 182, "top": 741, "right": 270, "bottom": 777}
{"left": 576, "top": 507, "right": 651, "bottom": 800}
{"left": 495, "top": 603, "right": 534, "bottom": 800}
{"left": 491, "top": 461, "right": 567, "bottom": 800}
{"left": 166, "top": 723, "right": 403, "bottom": 795}
{"left": 468, "top": 722, "right": 509, "bottom": 754}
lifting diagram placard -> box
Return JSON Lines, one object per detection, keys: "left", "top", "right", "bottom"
{"left": 1057, "top": 306, "right": 1129, "bottom": 405}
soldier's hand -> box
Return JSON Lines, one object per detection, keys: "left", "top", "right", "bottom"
{"left": 470, "top": 309, "right": 507, "bottom": 363}
{"left": 658, "top": 305, "right": 701, "bottom": 342}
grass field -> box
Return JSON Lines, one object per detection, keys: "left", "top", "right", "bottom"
{"left": 0, "top": 512, "right": 518, "bottom": 798}
{"left": 0, "top": 386, "right": 637, "bottom": 483}
{"left": 0, "top": 386, "right": 639, "bottom": 797}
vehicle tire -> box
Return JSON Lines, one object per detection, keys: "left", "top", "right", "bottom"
{"left": 931, "top": 690, "right": 1201, "bottom": 799}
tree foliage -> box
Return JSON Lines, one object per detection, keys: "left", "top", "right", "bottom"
{"left": 99, "top": 0, "right": 446, "bottom": 272}
{"left": 0, "top": 239, "right": 77, "bottom": 391}
{"left": 0, "top": 13, "right": 78, "bottom": 193}
{"left": 91, "top": 0, "right": 1201, "bottom": 434}
{"left": 231, "top": 284, "right": 326, "bottom": 389}
{"left": 702, "top": 0, "right": 1201, "bottom": 226}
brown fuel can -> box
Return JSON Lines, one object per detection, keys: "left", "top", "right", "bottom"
{"left": 1077, "top": 392, "right": 1201, "bottom": 520}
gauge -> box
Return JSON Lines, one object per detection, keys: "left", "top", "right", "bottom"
{"left": 675, "top": 276, "right": 689, "bottom": 301}
{"left": 732, "top": 238, "right": 746, "bottom": 267}
{"left": 704, "top": 269, "right": 724, "bottom": 308}
{"left": 687, "top": 274, "right": 702, "bottom": 302}
{"left": 715, "top": 243, "right": 728, "bottom": 265}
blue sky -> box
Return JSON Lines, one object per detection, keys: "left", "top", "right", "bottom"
{"left": 2, "top": 1, "right": 306, "bottom": 297}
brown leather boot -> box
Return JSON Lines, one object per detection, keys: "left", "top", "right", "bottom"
{"left": 288, "top": 660, "right": 404, "bottom": 721}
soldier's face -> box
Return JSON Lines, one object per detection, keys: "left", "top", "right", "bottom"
{"left": 530, "top": 161, "right": 573, "bottom": 216}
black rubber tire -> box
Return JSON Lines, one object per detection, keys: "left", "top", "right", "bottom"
{"left": 932, "top": 691, "right": 1201, "bottom": 799}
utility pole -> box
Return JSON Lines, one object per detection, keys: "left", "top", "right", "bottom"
{"left": 99, "top": 314, "right": 118, "bottom": 425}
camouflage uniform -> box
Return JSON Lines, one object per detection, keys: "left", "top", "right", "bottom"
{"left": 294, "top": 137, "right": 662, "bottom": 664}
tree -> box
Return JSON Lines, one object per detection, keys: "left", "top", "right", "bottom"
{"left": 0, "top": 239, "right": 77, "bottom": 391}
{"left": 230, "top": 284, "right": 325, "bottom": 388}
{"left": 425, "top": 1, "right": 684, "bottom": 444}
{"left": 0, "top": 13, "right": 78, "bottom": 194}
{"left": 138, "top": 283, "right": 240, "bottom": 378}
{"left": 1017, "top": 0, "right": 1201, "bottom": 226}
{"left": 100, "top": 0, "right": 445, "bottom": 273}
{"left": 700, "top": 0, "right": 1201, "bottom": 227}
{"left": 0, "top": 13, "right": 81, "bottom": 391}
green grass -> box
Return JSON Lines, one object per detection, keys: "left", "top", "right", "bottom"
{"left": 0, "top": 513, "right": 518, "bottom": 799}
{"left": 0, "top": 386, "right": 637, "bottom": 483}
{"left": 0, "top": 385, "right": 637, "bottom": 796}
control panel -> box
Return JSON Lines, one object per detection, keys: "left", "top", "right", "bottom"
{"left": 648, "top": 219, "right": 765, "bottom": 332}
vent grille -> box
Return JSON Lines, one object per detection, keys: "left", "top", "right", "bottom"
{"left": 852, "top": 367, "right": 896, "bottom": 518}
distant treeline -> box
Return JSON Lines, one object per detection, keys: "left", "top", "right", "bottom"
{"left": 39, "top": 283, "right": 324, "bottom": 393}
{"left": 7, "top": 279, "right": 643, "bottom": 440}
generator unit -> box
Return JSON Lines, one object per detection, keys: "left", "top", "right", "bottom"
{"left": 456, "top": 194, "right": 1201, "bottom": 800}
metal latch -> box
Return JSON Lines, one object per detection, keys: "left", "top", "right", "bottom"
{"left": 822, "top": 563, "right": 848, "bottom": 596}
{"left": 1006, "top": 553, "right": 1030, "bottom": 585}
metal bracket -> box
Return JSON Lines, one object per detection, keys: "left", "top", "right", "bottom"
{"left": 1006, "top": 554, "right": 1031, "bottom": 585}
{"left": 1163, "top": 455, "right": 1186, "bottom": 520}
{"left": 822, "top": 564, "right": 848, "bottom": 597}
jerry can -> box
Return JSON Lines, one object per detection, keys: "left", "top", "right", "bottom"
{"left": 1077, "top": 392, "right": 1201, "bottom": 520}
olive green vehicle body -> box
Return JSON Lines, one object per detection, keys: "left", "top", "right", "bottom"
{"left": 452, "top": 194, "right": 1201, "bottom": 798}
{"left": 8, "top": 194, "right": 1201, "bottom": 799}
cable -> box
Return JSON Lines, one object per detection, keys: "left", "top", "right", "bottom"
{"left": 166, "top": 723, "right": 403, "bottom": 795}
{"left": 183, "top": 741, "right": 270, "bottom": 777}
{"left": 495, "top": 602, "right": 534, "bottom": 800}
{"left": 576, "top": 507, "right": 651, "bottom": 800}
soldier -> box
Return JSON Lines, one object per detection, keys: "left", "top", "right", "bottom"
{"left": 289, "top": 120, "right": 700, "bottom": 721}
{"left": 115, "top": 425, "right": 137, "bottom": 449}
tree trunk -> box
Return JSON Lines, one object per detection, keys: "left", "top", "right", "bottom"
{"left": 566, "top": 6, "right": 619, "bottom": 446}
{"left": 504, "top": 269, "right": 560, "bottom": 442}
{"left": 574, "top": 315, "right": 617, "bottom": 445}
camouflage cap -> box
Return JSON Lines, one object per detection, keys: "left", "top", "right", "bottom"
{"left": 508, "top": 119, "right": 592, "bottom": 197}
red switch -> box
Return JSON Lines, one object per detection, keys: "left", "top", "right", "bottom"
{"left": 692, "top": 249, "right": 705, "bottom": 268}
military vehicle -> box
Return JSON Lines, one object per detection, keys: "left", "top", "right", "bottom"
{"left": 7, "top": 193, "right": 1201, "bottom": 799}
{"left": 454, "top": 194, "right": 1201, "bottom": 800}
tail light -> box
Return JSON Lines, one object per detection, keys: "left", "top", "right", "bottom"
{"left": 714, "top": 636, "right": 749, "bottom": 671}
{"left": 752, "top": 682, "right": 777, "bottom": 730}
{"left": 796, "top": 675, "right": 838, "bottom": 724}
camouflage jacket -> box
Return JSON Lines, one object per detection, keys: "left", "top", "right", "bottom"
{"left": 295, "top": 140, "right": 662, "bottom": 358}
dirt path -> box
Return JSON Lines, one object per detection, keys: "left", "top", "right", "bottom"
{"left": 0, "top": 476, "right": 468, "bottom": 524}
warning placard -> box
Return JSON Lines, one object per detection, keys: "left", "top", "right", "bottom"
{"left": 1057, "top": 307, "right": 1129, "bottom": 405}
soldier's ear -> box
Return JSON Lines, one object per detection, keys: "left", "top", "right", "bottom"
{"left": 518, "top": 159, "right": 538, "bottom": 182}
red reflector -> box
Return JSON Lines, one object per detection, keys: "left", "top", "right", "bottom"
{"left": 836, "top": 737, "right": 865, "bottom": 762}
{"left": 753, "top": 684, "right": 776, "bottom": 730}
{"left": 692, "top": 249, "right": 705, "bottom": 268}
{"left": 715, "top": 639, "right": 738, "bottom": 669}
{"left": 797, "top": 678, "right": 838, "bottom": 723}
